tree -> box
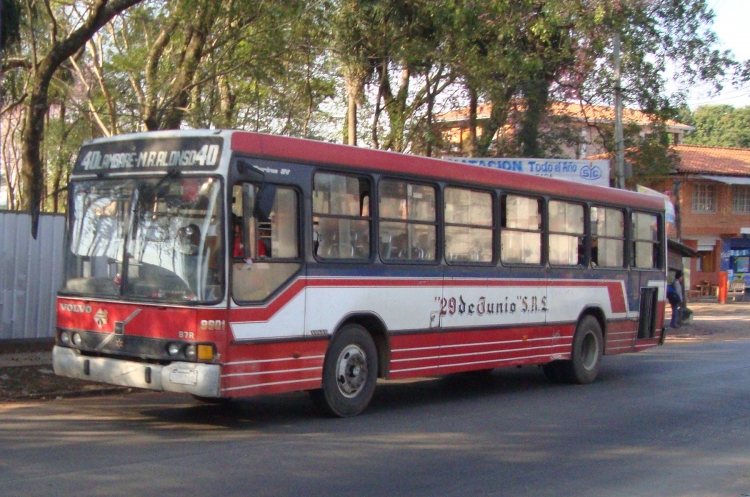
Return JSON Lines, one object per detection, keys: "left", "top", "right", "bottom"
{"left": 17, "top": 0, "right": 144, "bottom": 237}
{"left": 443, "top": 0, "right": 745, "bottom": 167}
{"left": 570, "top": 0, "right": 744, "bottom": 176}
{"left": 682, "top": 105, "right": 750, "bottom": 148}
{"left": 93, "top": 0, "right": 336, "bottom": 135}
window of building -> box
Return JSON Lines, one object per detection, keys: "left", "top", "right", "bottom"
{"left": 379, "top": 180, "right": 436, "bottom": 262}
{"left": 590, "top": 206, "right": 625, "bottom": 267}
{"left": 444, "top": 187, "right": 493, "bottom": 263}
{"left": 692, "top": 183, "right": 716, "bottom": 213}
{"left": 548, "top": 200, "right": 584, "bottom": 266}
{"left": 631, "top": 211, "right": 661, "bottom": 269}
{"left": 732, "top": 185, "right": 750, "bottom": 213}
{"left": 501, "top": 194, "right": 542, "bottom": 264}
{"left": 313, "top": 173, "right": 371, "bottom": 260}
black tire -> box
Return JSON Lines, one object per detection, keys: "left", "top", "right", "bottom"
{"left": 541, "top": 361, "right": 565, "bottom": 383}
{"left": 560, "top": 315, "right": 604, "bottom": 384}
{"left": 311, "top": 324, "right": 378, "bottom": 417}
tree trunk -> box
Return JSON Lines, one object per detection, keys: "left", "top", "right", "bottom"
{"left": 347, "top": 91, "right": 357, "bottom": 146}
{"left": 344, "top": 65, "right": 361, "bottom": 146}
{"left": 19, "top": 0, "right": 144, "bottom": 237}
{"left": 467, "top": 86, "right": 478, "bottom": 157}
{"left": 517, "top": 76, "right": 551, "bottom": 157}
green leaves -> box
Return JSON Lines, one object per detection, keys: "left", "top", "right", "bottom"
{"left": 683, "top": 105, "right": 750, "bottom": 149}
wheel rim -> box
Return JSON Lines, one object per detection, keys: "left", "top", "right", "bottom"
{"left": 335, "top": 344, "right": 368, "bottom": 398}
{"left": 581, "top": 331, "right": 599, "bottom": 371}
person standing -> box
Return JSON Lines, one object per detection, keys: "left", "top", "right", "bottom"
{"left": 667, "top": 270, "right": 684, "bottom": 328}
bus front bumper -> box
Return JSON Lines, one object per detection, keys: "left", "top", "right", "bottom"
{"left": 53, "top": 345, "right": 221, "bottom": 398}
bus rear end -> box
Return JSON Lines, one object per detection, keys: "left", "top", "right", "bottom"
{"left": 53, "top": 132, "right": 228, "bottom": 398}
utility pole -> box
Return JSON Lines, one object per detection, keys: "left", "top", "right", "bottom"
{"left": 613, "top": 32, "right": 626, "bottom": 189}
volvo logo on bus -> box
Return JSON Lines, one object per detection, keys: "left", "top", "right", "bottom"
{"left": 59, "top": 303, "right": 92, "bottom": 313}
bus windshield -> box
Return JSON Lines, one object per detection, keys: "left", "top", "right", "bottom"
{"left": 62, "top": 176, "right": 224, "bottom": 303}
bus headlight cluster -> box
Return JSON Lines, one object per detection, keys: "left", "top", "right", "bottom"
{"left": 165, "top": 342, "right": 215, "bottom": 361}
{"left": 59, "top": 331, "right": 83, "bottom": 347}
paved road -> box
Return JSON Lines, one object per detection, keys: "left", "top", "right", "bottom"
{"left": 1, "top": 339, "right": 749, "bottom": 497}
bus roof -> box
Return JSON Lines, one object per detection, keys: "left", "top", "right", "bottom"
{"left": 74, "top": 129, "right": 665, "bottom": 211}
{"left": 230, "top": 131, "right": 665, "bottom": 211}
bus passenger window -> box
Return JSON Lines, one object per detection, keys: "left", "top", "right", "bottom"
{"left": 632, "top": 212, "right": 660, "bottom": 269}
{"left": 313, "top": 173, "right": 371, "bottom": 260}
{"left": 379, "top": 180, "right": 436, "bottom": 262}
{"left": 501, "top": 195, "right": 542, "bottom": 264}
{"left": 444, "top": 187, "right": 493, "bottom": 263}
{"left": 232, "top": 184, "right": 300, "bottom": 302}
{"left": 591, "top": 207, "right": 624, "bottom": 267}
{"left": 548, "top": 200, "right": 584, "bottom": 266}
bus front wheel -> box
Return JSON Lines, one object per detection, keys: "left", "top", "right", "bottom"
{"left": 311, "top": 324, "right": 378, "bottom": 417}
{"left": 561, "top": 316, "right": 603, "bottom": 384}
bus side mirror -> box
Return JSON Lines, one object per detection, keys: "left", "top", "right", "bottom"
{"left": 255, "top": 183, "right": 276, "bottom": 222}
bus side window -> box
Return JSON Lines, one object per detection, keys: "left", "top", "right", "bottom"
{"left": 591, "top": 206, "right": 624, "bottom": 267}
{"left": 632, "top": 211, "right": 660, "bottom": 269}
{"left": 444, "top": 187, "right": 493, "bottom": 263}
{"left": 501, "top": 194, "right": 542, "bottom": 265}
{"left": 313, "top": 172, "right": 371, "bottom": 260}
{"left": 232, "top": 184, "right": 300, "bottom": 302}
{"left": 379, "top": 180, "right": 437, "bottom": 262}
{"left": 548, "top": 200, "right": 584, "bottom": 266}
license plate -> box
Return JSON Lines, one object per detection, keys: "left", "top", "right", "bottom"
{"left": 169, "top": 368, "right": 198, "bottom": 385}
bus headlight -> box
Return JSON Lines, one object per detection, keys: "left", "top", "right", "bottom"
{"left": 60, "top": 331, "right": 70, "bottom": 345}
{"left": 185, "top": 344, "right": 197, "bottom": 359}
{"left": 72, "top": 332, "right": 82, "bottom": 346}
{"left": 167, "top": 343, "right": 181, "bottom": 356}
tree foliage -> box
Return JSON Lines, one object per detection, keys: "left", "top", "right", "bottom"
{"left": 0, "top": 0, "right": 747, "bottom": 214}
{"left": 681, "top": 105, "right": 750, "bottom": 148}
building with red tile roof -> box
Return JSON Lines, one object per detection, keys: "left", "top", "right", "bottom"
{"left": 646, "top": 145, "right": 750, "bottom": 298}
{"left": 437, "top": 102, "right": 693, "bottom": 158}
{"left": 672, "top": 144, "right": 750, "bottom": 175}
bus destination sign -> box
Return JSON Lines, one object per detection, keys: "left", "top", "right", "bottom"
{"left": 74, "top": 136, "right": 223, "bottom": 172}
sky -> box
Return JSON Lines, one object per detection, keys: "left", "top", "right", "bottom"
{"left": 685, "top": 0, "right": 750, "bottom": 109}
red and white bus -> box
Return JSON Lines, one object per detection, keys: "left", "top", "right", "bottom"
{"left": 54, "top": 130, "right": 667, "bottom": 416}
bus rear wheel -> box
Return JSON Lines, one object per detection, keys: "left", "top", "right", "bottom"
{"left": 561, "top": 316, "right": 603, "bottom": 384}
{"left": 311, "top": 324, "right": 378, "bottom": 417}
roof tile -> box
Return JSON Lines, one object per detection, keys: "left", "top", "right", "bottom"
{"left": 674, "top": 145, "right": 750, "bottom": 175}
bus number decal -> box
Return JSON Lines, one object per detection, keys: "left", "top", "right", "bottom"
{"left": 200, "top": 320, "right": 226, "bottom": 331}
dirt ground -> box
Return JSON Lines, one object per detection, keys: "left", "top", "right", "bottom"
{"left": 0, "top": 300, "right": 747, "bottom": 403}
{"left": 667, "top": 299, "right": 750, "bottom": 342}
{"left": 0, "top": 345, "right": 130, "bottom": 402}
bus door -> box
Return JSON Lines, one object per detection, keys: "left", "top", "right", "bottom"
{"left": 229, "top": 182, "right": 304, "bottom": 342}
{"left": 631, "top": 212, "right": 662, "bottom": 341}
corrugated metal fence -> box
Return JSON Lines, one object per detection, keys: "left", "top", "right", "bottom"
{"left": 0, "top": 212, "right": 65, "bottom": 340}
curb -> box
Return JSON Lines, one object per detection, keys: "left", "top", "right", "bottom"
{"left": 1, "top": 387, "right": 135, "bottom": 403}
